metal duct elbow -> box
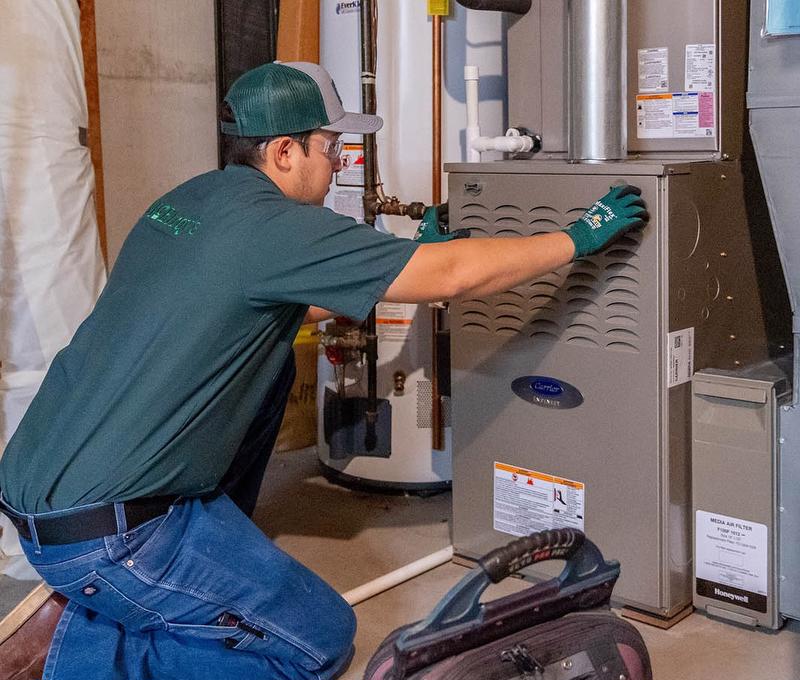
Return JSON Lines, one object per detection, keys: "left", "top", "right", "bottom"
{"left": 455, "top": 0, "right": 532, "bottom": 15}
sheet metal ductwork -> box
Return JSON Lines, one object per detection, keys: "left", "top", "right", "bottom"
{"left": 567, "top": 0, "right": 627, "bottom": 160}
{"left": 747, "top": 0, "right": 800, "bottom": 622}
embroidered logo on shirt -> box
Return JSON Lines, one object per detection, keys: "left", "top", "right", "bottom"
{"left": 146, "top": 200, "right": 201, "bottom": 237}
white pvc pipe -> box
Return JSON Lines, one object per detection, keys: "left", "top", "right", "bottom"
{"left": 464, "top": 65, "right": 481, "bottom": 163}
{"left": 472, "top": 129, "right": 536, "bottom": 153}
{"left": 341, "top": 545, "right": 454, "bottom": 606}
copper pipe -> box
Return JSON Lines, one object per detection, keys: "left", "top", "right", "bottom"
{"left": 432, "top": 16, "right": 442, "bottom": 205}
{"left": 431, "top": 14, "right": 445, "bottom": 451}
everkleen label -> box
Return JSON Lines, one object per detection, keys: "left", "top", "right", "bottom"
{"left": 493, "top": 462, "right": 585, "bottom": 538}
{"left": 334, "top": 1, "right": 361, "bottom": 15}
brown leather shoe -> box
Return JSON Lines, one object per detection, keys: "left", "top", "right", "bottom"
{"left": 0, "top": 583, "right": 67, "bottom": 680}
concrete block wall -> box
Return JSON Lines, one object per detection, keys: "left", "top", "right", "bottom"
{"left": 95, "top": 1, "right": 217, "bottom": 265}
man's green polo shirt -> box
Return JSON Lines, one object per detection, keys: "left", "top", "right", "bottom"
{"left": 0, "top": 165, "right": 418, "bottom": 513}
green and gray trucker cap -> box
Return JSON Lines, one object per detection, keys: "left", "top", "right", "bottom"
{"left": 221, "top": 61, "right": 383, "bottom": 137}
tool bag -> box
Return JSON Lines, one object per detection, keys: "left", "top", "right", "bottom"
{"left": 363, "top": 528, "right": 652, "bottom": 680}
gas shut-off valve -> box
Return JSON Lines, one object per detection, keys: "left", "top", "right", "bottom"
{"left": 320, "top": 317, "right": 365, "bottom": 396}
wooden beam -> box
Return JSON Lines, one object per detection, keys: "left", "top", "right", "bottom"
{"left": 276, "top": 0, "right": 320, "bottom": 63}
{"left": 79, "top": 0, "right": 108, "bottom": 266}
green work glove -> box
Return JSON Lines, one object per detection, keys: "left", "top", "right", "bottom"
{"left": 413, "top": 204, "right": 470, "bottom": 243}
{"left": 563, "top": 184, "right": 648, "bottom": 258}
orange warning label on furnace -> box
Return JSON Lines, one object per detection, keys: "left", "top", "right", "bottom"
{"left": 494, "top": 461, "right": 585, "bottom": 537}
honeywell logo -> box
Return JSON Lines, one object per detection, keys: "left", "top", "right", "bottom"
{"left": 714, "top": 587, "right": 748, "bottom": 604}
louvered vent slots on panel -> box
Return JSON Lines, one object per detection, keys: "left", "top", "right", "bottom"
{"left": 458, "top": 201, "right": 642, "bottom": 353}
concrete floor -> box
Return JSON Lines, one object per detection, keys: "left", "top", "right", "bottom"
{"left": 3, "top": 446, "right": 800, "bottom": 678}
{"left": 259, "top": 448, "right": 800, "bottom": 680}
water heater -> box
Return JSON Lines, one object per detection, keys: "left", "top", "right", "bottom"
{"left": 316, "top": 0, "right": 506, "bottom": 489}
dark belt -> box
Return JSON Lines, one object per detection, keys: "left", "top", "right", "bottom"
{"left": 1, "top": 495, "right": 179, "bottom": 546}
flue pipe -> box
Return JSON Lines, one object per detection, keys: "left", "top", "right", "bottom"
{"left": 567, "top": 0, "right": 627, "bottom": 161}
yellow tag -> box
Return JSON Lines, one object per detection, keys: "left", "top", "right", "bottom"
{"left": 427, "top": 0, "right": 449, "bottom": 16}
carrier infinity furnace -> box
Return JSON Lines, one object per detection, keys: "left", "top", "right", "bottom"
{"left": 447, "top": 0, "right": 791, "bottom": 622}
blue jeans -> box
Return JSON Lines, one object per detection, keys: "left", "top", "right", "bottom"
{"left": 3, "top": 354, "right": 356, "bottom": 679}
{"left": 11, "top": 492, "right": 356, "bottom": 680}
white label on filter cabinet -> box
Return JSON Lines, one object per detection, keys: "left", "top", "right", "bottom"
{"left": 667, "top": 327, "right": 694, "bottom": 388}
{"left": 685, "top": 44, "right": 716, "bottom": 91}
{"left": 638, "top": 47, "right": 669, "bottom": 92}
{"left": 493, "top": 462, "right": 585, "bottom": 538}
{"left": 376, "top": 302, "right": 413, "bottom": 342}
{"left": 695, "top": 510, "right": 768, "bottom": 613}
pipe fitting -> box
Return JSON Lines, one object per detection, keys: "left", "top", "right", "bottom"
{"left": 377, "top": 198, "right": 426, "bottom": 220}
{"left": 472, "top": 127, "right": 541, "bottom": 153}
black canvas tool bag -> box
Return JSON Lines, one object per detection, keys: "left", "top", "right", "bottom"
{"left": 363, "top": 528, "right": 652, "bottom": 680}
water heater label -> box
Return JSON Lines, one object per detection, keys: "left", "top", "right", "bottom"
{"left": 336, "top": 143, "right": 365, "bottom": 187}
{"left": 376, "top": 302, "right": 413, "bottom": 342}
{"left": 493, "top": 462, "right": 585, "bottom": 538}
{"left": 332, "top": 190, "right": 364, "bottom": 221}
{"left": 667, "top": 327, "right": 694, "bottom": 388}
{"left": 695, "top": 510, "right": 768, "bottom": 613}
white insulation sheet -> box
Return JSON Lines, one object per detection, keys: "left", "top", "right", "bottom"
{"left": 0, "top": 0, "right": 106, "bottom": 578}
